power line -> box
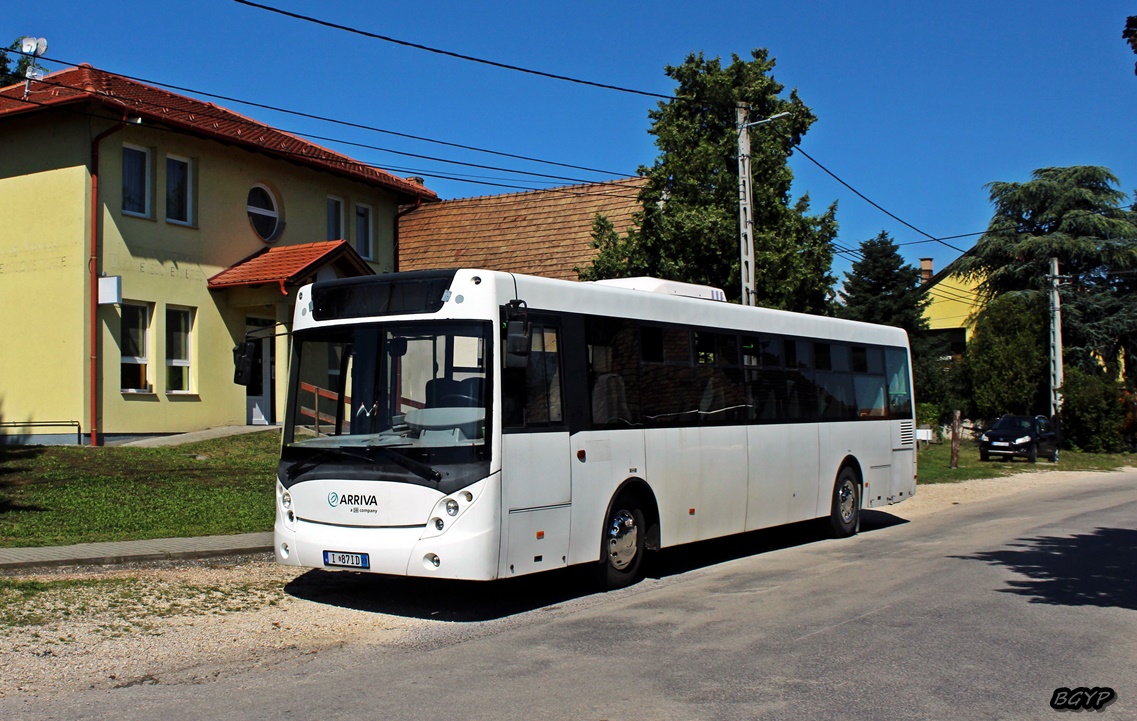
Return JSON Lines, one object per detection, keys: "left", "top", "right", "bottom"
{"left": 232, "top": 0, "right": 672, "bottom": 100}
{"left": 4, "top": 91, "right": 646, "bottom": 199}
{"left": 795, "top": 143, "right": 964, "bottom": 252}
{"left": 25, "top": 53, "right": 976, "bottom": 261}
{"left": 15, "top": 54, "right": 989, "bottom": 262}
{"left": 230, "top": 0, "right": 979, "bottom": 257}
{"left": 29, "top": 53, "right": 632, "bottom": 179}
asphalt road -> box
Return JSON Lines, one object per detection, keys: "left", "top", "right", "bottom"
{"left": 5, "top": 472, "right": 1136, "bottom": 720}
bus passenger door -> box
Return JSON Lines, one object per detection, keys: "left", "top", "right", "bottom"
{"left": 500, "top": 321, "right": 572, "bottom": 577}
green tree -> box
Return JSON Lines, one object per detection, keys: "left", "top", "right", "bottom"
{"left": 965, "top": 293, "right": 1049, "bottom": 419}
{"left": 836, "top": 231, "right": 926, "bottom": 331}
{"left": 0, "top": 39, "right": 32, "bottom": 87}
{"left": 955, "top": 166, "right": 1137, "bottom": 379}
{"left": 1059, "top": 366, "right": 1125, "bottom": 452}
{"left": 579, "top": 50, "right": 836, "bottom": 314}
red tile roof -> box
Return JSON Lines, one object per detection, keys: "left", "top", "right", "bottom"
{"left": 398, "top": 177, "right": 646, "bottom": 281}
{"left": 207, "top": 240, "right": 373, "bottom": 294}
{"left": 0, "top": 65, "right": 437, "bottom": 203}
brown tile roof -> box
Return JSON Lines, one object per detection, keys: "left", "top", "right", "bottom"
{"left": 0, "top": 65, "right": 437, "bottom": 203}
{"left": 207, "top": 240, "right": 373, "bottom": 294}
{"left": 398, "top": 177, "right": 646, "bottom": 281}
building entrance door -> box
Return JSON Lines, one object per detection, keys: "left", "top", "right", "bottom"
{"left": 245, "top": 320, "right": 274, "bottom": 425}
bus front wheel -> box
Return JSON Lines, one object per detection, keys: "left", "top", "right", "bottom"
{"left": 828, "top": 467, "right": 860, "bottom": 538}
{"left": 599, "top": 498, "right": 646, "bottom": 590}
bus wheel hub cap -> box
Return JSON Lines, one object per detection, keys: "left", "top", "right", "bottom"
{"left": 607, "top": 510, "right": 638, "bottom": 570}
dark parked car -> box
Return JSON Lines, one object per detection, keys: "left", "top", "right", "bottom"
{"left": 979, "top": 415, "right": 1058, "bottom": 463}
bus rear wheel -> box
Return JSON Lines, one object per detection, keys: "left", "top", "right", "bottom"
{"left": 599, "top": 498, "right": 646, "bottom": 590}
{"left": 828, "top": 467, "right": 860, "bottom": 538}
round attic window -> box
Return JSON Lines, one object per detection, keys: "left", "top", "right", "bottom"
{"left": 247, "top": 184, "right": 281, "bottom": 242}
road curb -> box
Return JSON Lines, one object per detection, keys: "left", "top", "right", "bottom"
{"left": 0, "top": 533, "right": 274, "bottom": 571}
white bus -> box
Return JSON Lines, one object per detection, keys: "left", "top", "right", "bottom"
{"left": 273, "top": 269, "right": 916, "bottom": 588}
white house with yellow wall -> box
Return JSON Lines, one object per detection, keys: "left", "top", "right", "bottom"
{"left": 0, "top": 65, "right": 436, "bottom": 444}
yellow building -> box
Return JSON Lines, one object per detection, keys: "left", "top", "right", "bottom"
{"left": 0, "top": 65, "right": 436, "bottom": 444}
{"left": 918, "top": 256, "right": 984, "bottom": 357}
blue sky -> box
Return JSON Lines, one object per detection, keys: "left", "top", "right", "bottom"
{"left": 6, "top": 1, "right": 1135, "bottom": 281}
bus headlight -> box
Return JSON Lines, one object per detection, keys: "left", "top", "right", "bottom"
{"left": 281, "top": 490, "right": 293, "bottom": 510}
{"left": 434, "top": 518, "right": 445, "bottom": 531}
{"left": 446, "top": 499, "right": 459, "bottom": 516}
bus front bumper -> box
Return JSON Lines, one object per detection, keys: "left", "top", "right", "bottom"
{"left": 274, "top": 475, "right": 501, "bottom": 581}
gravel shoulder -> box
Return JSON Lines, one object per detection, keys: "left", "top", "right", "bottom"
{"left": 1, "top": 468, "right": 1132, "bottom": 699}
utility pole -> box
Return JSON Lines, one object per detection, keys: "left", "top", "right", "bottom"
{"left": 1049, "top": 257, "right": 1064, "bottom": 423}
{"left": 736, "top": 103, "right": 755, "bottom": 307}
{"left": 736, "top": 106, "right": 789, "bottom": 306}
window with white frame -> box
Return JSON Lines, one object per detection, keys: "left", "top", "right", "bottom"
{"left": 355, "top": 203, "right": 373, "bottom": 259}
{"left": 122, "top": 144, "right": 151, "bottom": 217}
{"left": 247, "top": 184, "right": 280, "bottom": 242}
{"left": 327, "top": 196, "right": 344, "bottom": 240}
{"left": 165, "top": 155, "right": 193, "bottom": 224}
{"left": 166, "top": 307, "right": 194, "bottom": 392}
{"left": 121, "top": 303, "right": 151, "bottom": 391}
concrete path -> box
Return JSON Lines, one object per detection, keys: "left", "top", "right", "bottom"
{"left": 116, "top": 425, "right": 279, "bottom": 447}
{"left": 0, "top": 532, "right": 274, "bottom": 570}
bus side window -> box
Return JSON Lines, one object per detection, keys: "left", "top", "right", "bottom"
{"left": 885, "top": 348, "right": 912, "bottom": 418}
{"left": 503, "top": 324, "right": 564, "bottom": 428}
{"left": 587, "top": 317, "right": 640, "bottom": 428}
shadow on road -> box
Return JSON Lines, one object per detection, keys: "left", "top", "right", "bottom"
{"left": 284, "top": 508, "right": 909, "bottom": 622}
{"left": 955, "top": 527, "right": 1137, "bottom": 610}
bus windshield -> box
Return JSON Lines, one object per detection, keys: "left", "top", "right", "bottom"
{"left": 284, "top": 320, "right": 492, "bottom": 463}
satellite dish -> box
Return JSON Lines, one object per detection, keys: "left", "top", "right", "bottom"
{"left": 20, "top": 37, "right": 37, "bottom": 54}
{"left": 36, "top": 38, "right": 48, "bottom": 56}
{"left": 25, "top": 67, "right": 44, "bottom": 81}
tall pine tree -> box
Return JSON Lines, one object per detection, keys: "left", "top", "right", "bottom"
{"left": 836, "top": 231, "right": 927, "bottom": 332}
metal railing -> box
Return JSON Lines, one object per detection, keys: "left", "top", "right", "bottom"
{"left": 0, "top": 420, "right": 83, "bottom": 445}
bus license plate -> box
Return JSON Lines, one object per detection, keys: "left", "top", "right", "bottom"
{"left": 991, "top": 442, "right": 1009, "bottom": 447}
{"left": 323, "top": 550, "right": 370, "bottom": 569}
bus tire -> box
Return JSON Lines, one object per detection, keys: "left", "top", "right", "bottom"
{"left": 828, "top": 466, "right": 860, "bottom": 538}
{"left": 599, "top": 497, "right": 646, "bottom": 590}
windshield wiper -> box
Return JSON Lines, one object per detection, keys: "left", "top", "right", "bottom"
{"left": 365, "top": 445, "right": 443, "bottom": 482}
{"left": 283, "top": 444, "right": 442, "bottom": 483}
{"left": 283, "top": 446, "right": 373, "bottom": 482}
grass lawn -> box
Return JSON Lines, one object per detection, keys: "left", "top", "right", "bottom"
{"left": 0, "top": 430, "right": 280, "bottom": 548}
{"left": 917, "top": 439, "right": 1136, "bottom": 484}
{"left": 3, "top": 428, "right": 1132, "bottom": 548}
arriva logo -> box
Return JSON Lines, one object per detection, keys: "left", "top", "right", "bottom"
{"left": 327, "top": 491, "right": 378, "bottom": 508}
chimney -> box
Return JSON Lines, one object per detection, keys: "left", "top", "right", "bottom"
{"left": 406, "top": 176, "right": 424, "bottom": 185}
{"left": 920, "top": 258, "right": 933, "bottom": 285}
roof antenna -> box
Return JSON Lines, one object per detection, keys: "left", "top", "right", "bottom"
{"left": 20, "top": 37, "right": 48, "bottom": 100}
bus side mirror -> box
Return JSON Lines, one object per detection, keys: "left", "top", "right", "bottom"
{"left": 233, "top": 341, "right": 257, "bottom": 386}
{"left": 505, "top": 320, "right": 530, "bottom": 368}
